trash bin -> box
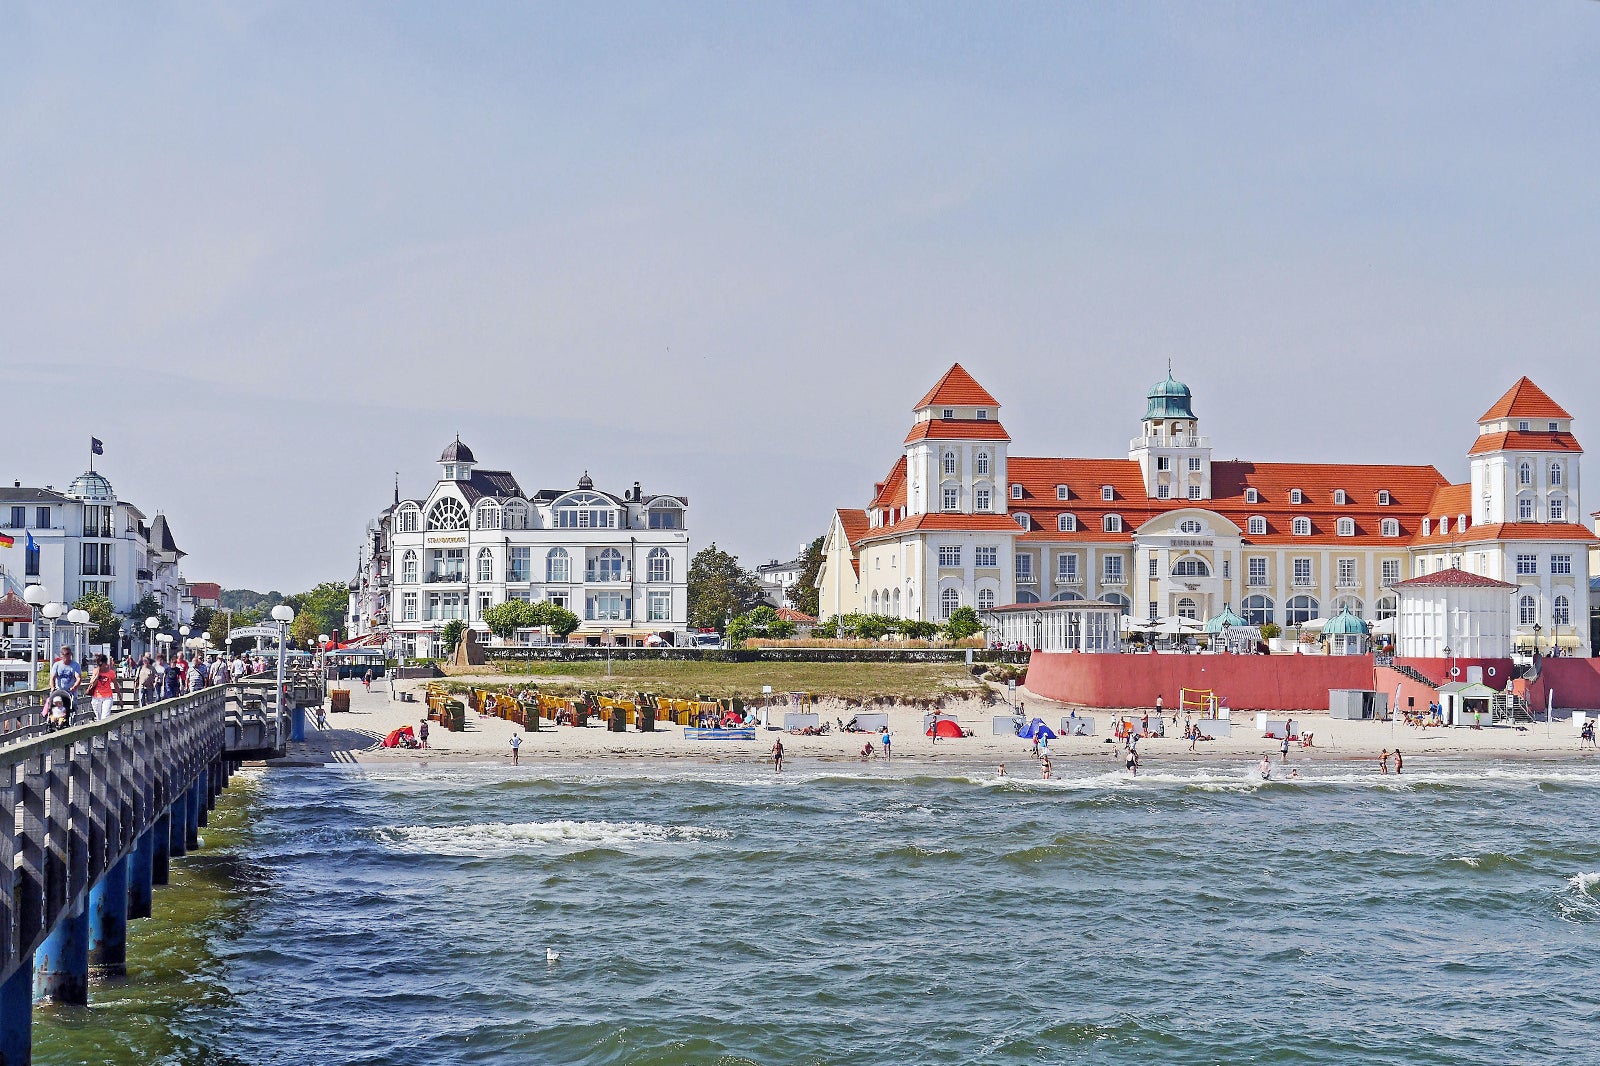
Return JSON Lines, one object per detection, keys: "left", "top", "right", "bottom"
{"left": 330, "top": 689, "right": 351, "bottom": 714}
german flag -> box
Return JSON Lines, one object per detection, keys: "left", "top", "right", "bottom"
{"left": 0, "top": 533, "right": 12, "bottom": 548}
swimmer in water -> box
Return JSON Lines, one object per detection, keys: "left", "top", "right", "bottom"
{"left": 1259, "top": 755, "right": 1272, "bottom": 780}
{"left": 997, "top": 762, "right": 1007, "bottom": 778}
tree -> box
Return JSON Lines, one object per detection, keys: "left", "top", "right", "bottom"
{"left": 942, "top": 606, "right": 983, "bottom": 641}
{"left": 727, "top": 605, "right": 797, "bottom": 645}
{"left": 291, "top": 611, "right": 320, "bottom": 649}
{"left": 483, "top": 600, "right": 535, "bottom": 641}
{"left": 687, "top": 544, "right": 767, "bottom": 631}
{"left": 285, "top": 582, "right": 349, "bottom": 642}
{"left": 190, "top": 606, "right": 215, "bottom": 638}
{"left": 787, "top": 536, "right": 825, "bottom": 617}
{"left": 529, "top": 601, "right": 580, "bottom": 638}
{"left": 207, "top": 610, "right": 232, "bottom": 650}
{"left": 440, "top": 620, "right": 466, "bottom": 655}
{"left": 72, "top": 590, "right": 121, "bottom": 646}
{"left": 124, "top": 592, "right": 172, "bottom": 634}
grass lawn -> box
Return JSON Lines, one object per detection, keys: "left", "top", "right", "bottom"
{"left": 453, "top": 659, "right": 988, "bottom": 703}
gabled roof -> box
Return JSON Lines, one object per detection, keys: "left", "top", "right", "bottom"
{"left": 459, "top": 469, "right": 524, "bottom": 504}
{"left": 0, "top": 591, "right": 31, "bottom": 622}
{"left": 869, "top": 457, "right": 908, "bottom": 511}
{"left": 1466, "top": 430, "right": 1582, "bottom": 456}
{"left": 855, "top": 512, "right": 1021, "bottom": 546}
{"left": 834, "top": 509, "right": 870, "bottom": 549}
{"left": 1421, "top": 484, "right": 1473, "bottom": 522}
{"left": 775, "top": 608, "right": 817, "bottom": 624}
{"left": 149, "top": 514, "right": 184, "bottom": 558}
{"left": 1479, "top": 377, "right": 1572, "bottom": 422}
{"left": 913, "top": 363, "right": 999, "bottom": 411}
{"left": 903, "top": 419, "right": 1011, "bottom": 445}
{"left": 1392, "top": 568, "right": 1517, "bottom": 591}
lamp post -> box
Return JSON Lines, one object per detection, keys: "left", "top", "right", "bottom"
{"left": 1533, "top": 622, "right": 1543, "bottom": 657}
{"left": 318, "top": 634, "right": 330, "bottom": 688}
{"left": 67, "top": 608, "right": 90, "bottom": 663}
{"left": 271, "top": 604, "right": 297, "bottom": 744}
{"left": 24, "top": 584, "right": 48, "bottom": 690}
{"left": 178, "top": 624, "right": 190, "bottom": 662}
{"left": 145, "top": 616, "right": 160, "bottom": 660}
{"left": 41, "top": 603, "right": 64, "bottom": 676}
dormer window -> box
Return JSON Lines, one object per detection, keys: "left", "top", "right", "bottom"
{"left": 1058, "top": 514, "right": 1077, "bottom": 532}
{"left": 1518, "top": 420, "right": 1530, "bottom": 432}
{"left": 1104, "top": 514, "right": 1123, "bottom": 533}
{"left": 1056, "top": 485, "right": 1069, "bottom": 500}
{"left": 1292, "top": 517, "right": 1311, "bottom": 536}
{"left": 1245, "top": 488, "right": 1260, "bottom": 504}
{"left": 1421, "top": 518, "right": 1431, "bottom": 536}
{"left": 1015, "top": 513, "right": 1030, "bottom": 531}
{"left": 1549, "top": 422, "right": 1560, "bottom": 432}
{"left": 1381, "top": 518, "right": 1399, "bottom": 537}
{"left": 943, "top": 408, "right": 954, "bottom": 420}
{"left": 1378, "top": 490, "right": 1391, "bottom": 506}
{"left": 1290, "top": 489, "right": 1304, "bottom": 505}
{"left": 1336, "top": 517, "right": 1354, "bottom": 537}
{"left": 1011, "top": 484, "right": 1024, "bottom": 500}
{"left": 1334, "top": 490, "right": 1347, "bottom": 505}
{"left": 976, "top": 409, "right": 989, "bottom": 421}
{"left": 1457, "top": 513, "right": 1468, "bottom": 532}
{"left": 1101, "top": 485, "right": 1114, "bottom": 501}
{"left": 1248, "top": 516, "right": 1266, "bottom": 536}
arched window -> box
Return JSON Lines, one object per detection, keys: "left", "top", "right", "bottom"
{"left": 1336, "top": 517, "right": 1355, "bottom": 537}
{"left": 1518, "top": 461, "right": 1532, "bottom": 486}
{"left": 1104, "top": 514, "right": 1123, "bottom": 533}
{"left": 940, "top": 587, "right": 960, "bottom": 620}
{"left": 1100, "top": 592, "right": 1130, "bottom": 613}
{"left": 503, "top": 501, "right": 529, "bottom": 530}
{"left": 1050, "top": 591, "right": 1084, "bottom": 602}
{"left": 1177, "top": 520, "right": 1203, "bottom": 534}
{"left": 1290, "top": 488, "right": 1304, "bottom": 504}
{"left": 401, "top": 550, "right": 418, "bottom": 584}
{"left": 871, "top": 590, "right": 880, "bottom": 613}
{"left": 892, "top": 588, "right": 902, "bottom": 616}
{"left": 1248, "top": 516, "right": 1266, "bottom": 536}
{"left": 943, "top": 451, "right": 957, "bottom": 476}
{"left": 546, "top": 548, "right": 570, "bottom": 583}
{"left": 1285, "top": 595, "right": 1319, "bottom": 626}
{"left": 427, "top": 497, "right": 468, "bottom": 531}
{"left": 476, "top": 547, "right": 493, "bottom": 583}
{"left": 977, "top": 588, "right": 996, "bottom": 610}
{"left": 1171, "top": 558, "right": 1210, "bottom": 578}
{"left": 396, "top": 505, "right": 420, "bottom": 533}
{"left": 555, "top": 492, "right": 616, "bottom": 529}
{"left": 1381, "top": 518, "right": 1399, "bottom": 538}
{"left": 1551, "top": 462, "right": 1563, "bottom": 486}
{"left": 1374, "top": 596, "right": 1397, "bottom": 621}
{"left": 1015, "top": 589, "right": 1040, "bottom": 604}
{"left": 1057, "top": 514, "right": 1076, "bottom": 532}
{"left": 1334, "top": 489, "right": 1347, "bottom": 505}
{"left": 647, "top": 500, "right": 684, "bottom": 530}
{"left": 976, "top": 452, "right": 990, "bottom": 476}
{"left": 1242, "top": 595, "right": 1274, "bottom": 626}
{"left": 589, "top": 547, "right": 624, "bottom": 582}
{"left": 1176, "top": 597, "right": 1199, "bottom": 620}
{"left": 1457, "top": 513, "right": 1467, "bottom": 533}
{"left": 475, "top": 503, "right": 501, "bottom": 530}
{"left": 1245, "top": 488, "right": 1260, "bottom": 504}
{"left": 647, "top": 547, "right": 671, "bottom": 583}
{"left": 1332, "top": 595, "right": 1364, "bottom": 618}
{"left": 1520, "top": 594, "right": 1538, "bottom": 626}
{"left": 1292, "top": 517, "right": 1311, "bottom": 536}
{"left": 1554, "top": 595, "right": 1571, "bottom": 626}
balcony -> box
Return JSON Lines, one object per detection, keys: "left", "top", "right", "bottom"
{"left": 1291, "top": 577, "right": 1317, "bottom": 587}
{"left": 1245, "top": 577, "right": 1272, "bottom": 587}
{"left": 1130, "top": 435, "right": 1209, "bottom": 451}
{"left": 1336, "top": 578, "right": 1361, "bottom": 589}
{"left": 1015, "top": 574, "right": 1038, "bottom": 586}
{"left": 426, "top": 572, "right": 466, "bottom": 584}
{"left": 1100, "top": 576, "right": 1127, "bottom": 587}
{"left": 1055, "top": 574, "right": 1083, "bottom": 586}
{"left": 584, "top": 570, "right": 632, "bottom": 584}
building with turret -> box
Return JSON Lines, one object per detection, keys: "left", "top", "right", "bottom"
{"left": 818, "top": 365, "right": 1594, "bottom": 656}
{"left": 349, "top": 439, "right": 690, "bottom": 656}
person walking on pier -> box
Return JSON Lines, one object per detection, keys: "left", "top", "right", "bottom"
{"left": 49, "top": 646, "right": 81, "bottom": 715}
{"left": 136, "top": 655, "right": 156, "bottom": 705}
{"left": 85, "top": 654, "right": 119, "bottom": 720}
{"left": 161, "top": 656, "right": 182, "bottom": 700}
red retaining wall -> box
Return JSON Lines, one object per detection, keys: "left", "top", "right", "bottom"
{"left": 1532, "top": 659, "right": 1600, "bottom": 712}
{"left": 1025, "top": 652, "right": 1380, "bottom": 712}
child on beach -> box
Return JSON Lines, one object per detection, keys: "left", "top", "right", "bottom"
{"left": 509, "top": 733, "right": 521, "bottom": 766}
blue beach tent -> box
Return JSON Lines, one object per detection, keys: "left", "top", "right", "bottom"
{"left": 1019, "top": 718, "right": 1057, "bottom": 740}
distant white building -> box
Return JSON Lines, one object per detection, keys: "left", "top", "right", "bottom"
{"left": 353, "top": 439, "right": 691, "bottom": 656}
{"left": 755, "top": 550, "right": 807, "bottom": 608}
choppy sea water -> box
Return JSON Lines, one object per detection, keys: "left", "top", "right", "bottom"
{"left": 32, "top": 756, "right": 1600, "bottom": 1065}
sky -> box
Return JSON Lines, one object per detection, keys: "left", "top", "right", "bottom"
{"left": 2, "top": 2, "right": 1598, "bottom": 591}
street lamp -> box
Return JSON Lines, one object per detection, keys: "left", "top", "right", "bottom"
{"left": 24, "top": 585, "right": 48, "bottom": 690}
{"left": 41, "top": 603, "right": 65, "bottom": 671}
{"left": 1534, "top": 623, "right": 1543, "bottom": 658}
{"left": 145, "top": 616, "right": 161, "bottom": 659}
{"left": 67, "top": 608, "right": 90, "bottom": 662}
{"left": 318, "top": 634, "right": 330, "bottom": 686}
{"left": 270, "top": 604, "right": 296, "bottom": 743}
{"left": 179, "top": 624, "right": 191, "bottom": 658}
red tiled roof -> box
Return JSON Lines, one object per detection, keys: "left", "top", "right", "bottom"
{"left": 1440, "top": 522, "right": 1598, "bottom": 545}
{"left": 1005, "top": 457, "right": 1446, "bottom": 546}
{"left": 1466, "top": 430, "right": 1582, "bottom": 456}
{"left": 187, "top": 581, "right": 222, "bottom": 601}
{"left": 775, "top": 608, "right": 817, "bottom": 624}
{"left": 869, "top": 457, "right": 908, "bottom": 511}
{"left": 1479, "top": 377, "right": 1572, "bottom": 422}
{"left": 856, "top": 512, "right": 1022, "bottom": 545}
{"left": 834, "top": 509, "right": 870, "bottom": 549}
{"left": 913, "top": 363, "right": 1000, "bottom": 411}
{"left": 1423, "top": 484, "right": 1473, "bottom": 519}
{"left": 903, "top": 419, "right": 1011, "bottom": 444}
{"left": 0, "top": 591, "right": 31, "bottom": 623}
{"left": 1393, "top": 568, "right": 1517, "bottom": 591}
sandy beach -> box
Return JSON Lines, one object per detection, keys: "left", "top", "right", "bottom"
{"left": 282, "top": 674, "right": 1600, "bottom": 768}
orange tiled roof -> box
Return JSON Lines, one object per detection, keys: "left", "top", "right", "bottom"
{"left": 913, "top": 363, "right": 1000, "bottom": 411}
{"left": 1442, "top": 522, "right": 1598, "bottom": 545}
{"left": 1005, "top": 457, "right": 1448, "bottom": 546}
{"left": 775, "top": 608, "right": 817, "bottom": 624}
{"left": 1466, "top": 430, "right": 1582, "bottom": 456}
{"left": 0, "top": 591, "right": 30, "bottom": 623}
{"left": 1394, "top": 568, "right": 1517, "bottom": 590}
{"left": 903, "top": 418, "right": 1011, "bottom": 445}
{"left": 1479, "top": 377, "right": 1572, "bottom": 422}
{"left": 855, "top": 512, "right": 1022, "bottom": 545}
{"left": 835, "top": 509, "right": 870, "bottom": 548}
{"left": 869, "top": 457, "right": 908, "bottom": 511}
{"left": 1422, "top": 483, "right": 1473, "bottom": 520}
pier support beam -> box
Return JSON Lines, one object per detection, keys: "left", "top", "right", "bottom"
{"left": 290, "top": 705, "right": 306, "bottom": 743}
{"left": 0, "top": 956, "right": 32, "bottom": 1066}
{"left": 152, "top": 811, "right": 171, "bottom": 886}
{"left": 128, "top": 828, "right": 154, "bottom": 919}
{"left": 33, "top": 898, "right": 89, "bottom": 1005}
{"left": 88, "top": 856, "right": 129, "bottom": 977}
{"left": 185, "top": 782, "right": 200, "bottom": 851}
{"left": 168, "top": 794, "right": 187, "bottom": 859}
{"left": 195, "top": 775, "right": 209, "bottom": 828}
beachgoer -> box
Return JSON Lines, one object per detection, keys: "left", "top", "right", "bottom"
{"left": 509, "top": 732, "right": 521, "bottom": 766}
{"left": 1394, "top": 748, "right": 1403, "bottom": 774}
{"left": 1041, "top": 755, "right": 1053, "bottom": 780}
{"left": 419, "top": 719, "right": 429, "bottom": 750}
{"left": 997, "top": 763, "right": 1007, "bottom": 777}
{"left": 1126, "top": 748, "right": 1138, "bottom": 776}
{"left": 1039, "top": 735, "right": 1050, "bottom": 761}
{"left": 362, "top": 669, "right": 373, "bottom": 692}
{"left": 772, "top": 737, "right": 784, "bottom": 773}
{"left": 1258, "top": 755, "right": 1271, "bottom": 780}
{"left": 1280, "top": 734, "right": 1290, "bottom": 762}
{"left": 1141, "top": 712, "right": 1149, "bottom": 737}
{"left": 1155, "top": 695, "right": 1164, "bottom": 718}
{"left": 1188, "top": 725, "right": 1197, "bottom": 754}
{"left": 85, "top": 654, "right": 118, "bottom": 721}
{"left": 1031, "top": 731, "right": 1041, "bottom": 758}
{"left": 49, "top": 647, "right": 81, "bottom": 714}
{"left": 881, "top": 727, "right": 891, "bottom": 760}
{"left": 861, "top": 742, "right": 874, "bottom": 760}
{"left": 1379, "top": 749, "right": 1391, "bottom": 774}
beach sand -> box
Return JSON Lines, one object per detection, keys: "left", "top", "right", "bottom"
{"left": 282, "top": 675, "right": 1600, "bottom": 769}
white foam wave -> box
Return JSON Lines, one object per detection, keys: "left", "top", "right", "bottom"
{"left": 381, "top": 820, "right": 731, "bottom": 857}
{"left": 1556, "top": 872, "right": 1600, "bottom": 923}
{"left": 978, "top": 763, "right": 1600, "bottom": 793}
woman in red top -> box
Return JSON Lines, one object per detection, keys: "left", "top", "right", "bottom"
{"left": 86, "top": 654, "right": 120, "bottom": 721}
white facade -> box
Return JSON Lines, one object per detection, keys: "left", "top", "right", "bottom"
{"left": 367, "top": 440, "right": 691, "bottom": 656}
{"left": 1394, "top": 572, "right": 1517, "bottom": 659}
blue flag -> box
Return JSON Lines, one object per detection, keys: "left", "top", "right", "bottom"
{"left": 25, "top": 531, "right": 36, "bottom": 552}
{"left": 91, "top": 437, "right": 104, "bottom": 455}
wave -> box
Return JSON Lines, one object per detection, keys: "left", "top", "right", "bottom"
{"left": 378, "top": 820, "right": 732, "bottom": 858}
{"left": 1555, "top": 872, "right": 1600, "bottom": 923}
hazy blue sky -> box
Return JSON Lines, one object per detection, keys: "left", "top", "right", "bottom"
{"left": 3, "top": 3, "right": 1597, "bottom": 591}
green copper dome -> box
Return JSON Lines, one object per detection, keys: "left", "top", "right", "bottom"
{"left": 1321, "top": 607, "right": 1368, "bottom": 637}
{"left": 1145, "top": 372, "right": 1196, "bottom": 421}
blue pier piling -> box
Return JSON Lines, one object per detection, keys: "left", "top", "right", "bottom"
{"left": 185, "top": 782, "right": 201, "bottom": 851}
{"left": 168, "top": 793, "right": 188, "bottom": 858}
{"left": 128, "top": 828, "right": 154, "bottom": 918}
{"left": 33, "top": 898, "right": 89, "bottom": 1005}
{"left": 0, "top": 956, "right": 33, "bottom": 1066}
{"left": 88, "top": 856, "right": 130, "bottom": 977}
{"left": 290, "top": 705, "right": 307, "bottom": 743}
{"left": 195, "top": 774, "right": 209, "bottom": 828}
{"left": 152, "top": 811, "right": 171, "bottom": 886}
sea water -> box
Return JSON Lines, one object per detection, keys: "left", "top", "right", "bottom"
{"left": 32, "top": 757, "right": 1600, "bottom": 1065}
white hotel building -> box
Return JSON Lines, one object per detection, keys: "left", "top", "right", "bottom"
{"left": 352, "top": 439, "right": 690, "bottom": 655}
